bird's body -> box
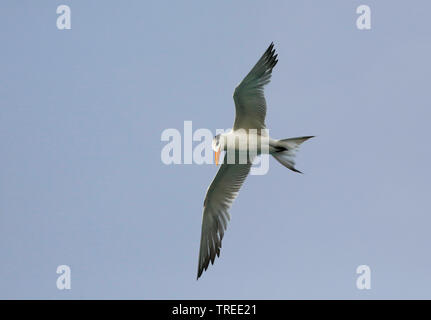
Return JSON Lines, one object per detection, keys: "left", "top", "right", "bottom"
{"left": 215, "top": 129, "right": 305, "bottom": 156}
{"left": 197, "top": 43, "right": 313, "bottom": 279}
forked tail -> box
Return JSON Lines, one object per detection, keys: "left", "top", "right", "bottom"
{"left": 271, "top": 136, "right": 314, "bottom": 173}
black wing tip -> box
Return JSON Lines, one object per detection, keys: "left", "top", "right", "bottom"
{"left": 301, "top": 136, "right": 315, "bottom": 142}
{"left": 196, "top": 240, "right": 223, "bottom": 280}
{"left": 291, "top": 167, "right": 303, "bottom": 174}
{"left": 196, "top": 263, "right": 212, "bottom": 280}
{"left": 267, "top": 42, "right": 274, "bottom": 51}
{"left": 197, "top": 263, "right": 206, "bottom": 280}
{"left": 265, "top": 42, "right": 276, "bottom": 57}
{"left": 264, "top": 42, "right": 278, "bottom": 69}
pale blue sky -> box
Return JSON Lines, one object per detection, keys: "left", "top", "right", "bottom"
{"left": 1, "top": 1, "right": 431, "bottom": 299}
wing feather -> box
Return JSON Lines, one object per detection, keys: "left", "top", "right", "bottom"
{"left": 197, "top": 154, "right": 252, "bottom": 279}
{"left": 233, "top": 42, "right": 278, "bottom": 130}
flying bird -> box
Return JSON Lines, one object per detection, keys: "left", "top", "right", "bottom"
{"left": 197, "top": 43, "right": 313, "bottom": 279}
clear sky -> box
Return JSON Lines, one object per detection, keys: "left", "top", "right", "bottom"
{"left": 1, "top": 0, "right": 431, "bottom": 299}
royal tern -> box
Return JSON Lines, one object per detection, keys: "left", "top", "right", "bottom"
{"left": 197, "top": 43, "right": 313, "bottom": 279}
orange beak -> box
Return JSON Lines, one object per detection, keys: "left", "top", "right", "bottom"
{"left": 214, "top": 149, "right": 220, "bottom": 166}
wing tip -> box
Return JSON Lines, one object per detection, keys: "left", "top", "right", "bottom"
{"left": 267, "top": 42, "right": 274, "bottom": 52}
{"left": 265, "top": 42, "right": 278, "bottom": 69}
{"left": 292, "top": 167, "right": 303, "bottom": 174}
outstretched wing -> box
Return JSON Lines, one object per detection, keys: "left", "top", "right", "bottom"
{"left": 197, "top": 154, "right": 252, "bottom": 279}
{"left": 233, "top": 42, "right": 278, "bottom": 131}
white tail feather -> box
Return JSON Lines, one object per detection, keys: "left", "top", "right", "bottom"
{"left": 272, "top": 136, "right": 314, "bottom": 173}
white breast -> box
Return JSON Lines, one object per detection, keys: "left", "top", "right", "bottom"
{"left": 224, "top": 130, "right": 272, "bottom": 154}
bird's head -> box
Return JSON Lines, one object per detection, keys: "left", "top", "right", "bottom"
{"left": 212, "top": 134, "right": 225, "bottom": 166}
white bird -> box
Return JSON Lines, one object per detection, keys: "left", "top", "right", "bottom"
{"left": 197, "top": 43, "right": 313, "bottom": 279}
